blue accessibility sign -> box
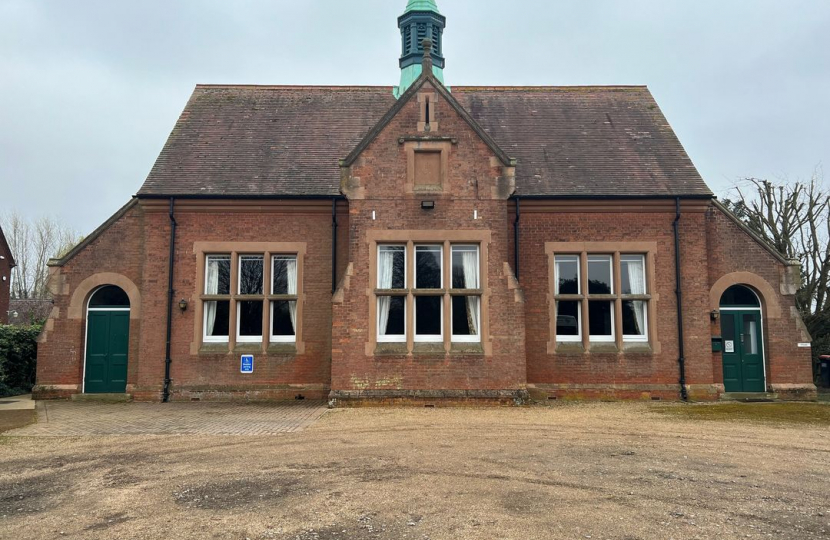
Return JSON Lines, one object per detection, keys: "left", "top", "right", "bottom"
{"left": 240, "top": 355, "right": 254, "bottom": 374}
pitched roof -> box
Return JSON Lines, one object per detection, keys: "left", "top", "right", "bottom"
{"left": 453, "top": 86, "right": 711, "bottom": 197}
{"left": 137, "top": 84, "right": 712, "bottom": 198}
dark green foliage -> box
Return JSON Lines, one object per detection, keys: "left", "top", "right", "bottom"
{"left": 0, "top": 324, "right": 41, "bottom": 398}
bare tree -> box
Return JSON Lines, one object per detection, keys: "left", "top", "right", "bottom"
{"left": 724, "top": 169, "right": 829, "bottom": 315}
{"left": 0, "top": 213, "right": 80, "bottom": 300}
{"left": 722, "top": 168, "right": 830, "bottom": 367}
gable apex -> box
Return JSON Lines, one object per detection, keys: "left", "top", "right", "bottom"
{"left": 341, "top": 73, "right": 515, "bottom": 168}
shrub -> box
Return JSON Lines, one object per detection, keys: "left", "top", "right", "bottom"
{"left": 0, "top": 324, "right": 41, "bottom": 398}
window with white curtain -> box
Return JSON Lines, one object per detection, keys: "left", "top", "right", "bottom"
{"left": 620, "top": 255, "right": 648, "bottom": 342}
{"left": 553, "top": 252, "right": 650, "bottom": 344}
{"left": 377, "top": 245, "right": 406, "bottom": 343}
{"left": 203, "top": 255, "right": 231, "bottom": 342}
{"left": 451, "top": 245, "right": 481, "bottom": 342}
{"left": 271, "top": 255, "right": 298, "bottom": 343}
{"left": 200, "top": 251, "right": 302, "bottom": 347}
{"left": 375, "top": 243, "right": 483, "bottom": 346}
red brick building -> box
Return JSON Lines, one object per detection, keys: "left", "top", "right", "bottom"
{"left": 0, "top": 226, "right": 14, "bottom": 325}
{"left": 33, "top": 2, "right": 816, "bottom": 403}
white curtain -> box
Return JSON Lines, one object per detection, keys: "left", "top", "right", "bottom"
{"left": 462, "top": 251, "right": 479, "bottom": 335}
{"left": 378, "top": 250, "right": 394, "bottom": 335}
{"left": 205, "top": 258, "right": 219, "bottom": 335}
{"left": 626, "top": 257, "right": 646, "bottom": 335}
{"left": 287, "top": 258, "right": 298, "bottom": 334}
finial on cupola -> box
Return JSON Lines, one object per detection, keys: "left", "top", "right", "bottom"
{"left": 422, "top": 38, "right": 433, "bottom": 73}
{"left": 394, "top": 0, "right": 447, "bottom": 98}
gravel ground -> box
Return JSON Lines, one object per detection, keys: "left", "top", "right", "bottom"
{"left": 1, "top": 403, "right": 829, "bottom": 540}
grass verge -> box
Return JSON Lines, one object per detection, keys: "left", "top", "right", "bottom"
{"left": 651, "top": 402, "right": 830, "bottom": 425}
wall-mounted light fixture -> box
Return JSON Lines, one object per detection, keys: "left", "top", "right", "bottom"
{"left": 710, "top": 310, "right": 720, "bottom": 322}
{"left": 178, "top": 299, "right": 188, "bottom": 312}
{"left": 421, "top": 201, "right": 435, "bottom": 210}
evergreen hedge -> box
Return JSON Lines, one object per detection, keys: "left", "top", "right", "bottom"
{"left": 0, "top": 324, "right": 41, "bottom": 398}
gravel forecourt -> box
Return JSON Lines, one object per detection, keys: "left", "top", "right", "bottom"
{"left": 1, "top": 402, "right": 829, "bottom": 540}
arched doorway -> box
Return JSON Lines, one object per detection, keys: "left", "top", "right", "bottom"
{"left": 84, "top": 285, "right": 130, "bottom": 393}
{"left": 720, "top": 285, "right": 765, "bottom": 392}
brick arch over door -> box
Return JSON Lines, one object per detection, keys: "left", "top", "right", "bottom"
{"left": 710, "top": 271, "right": 781, "bottom": 319}
{"left": 68, "top": 273, "right": 142, "bottom": 320}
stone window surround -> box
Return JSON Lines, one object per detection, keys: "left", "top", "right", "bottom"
{"left": 546, "top": 241, "right": 661, "bottom": 354}
{"left": 366, "top": 229, "right": 492, "bottom": 356}
{"left": 192, "top": 242, "right": 306, "bottom": 355}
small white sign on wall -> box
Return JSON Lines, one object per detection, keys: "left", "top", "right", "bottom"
{"left": 724, "top": 340, "right": 735, "bottom": 353}
{"left": 798, "top": 343, "right": 812, "bottom": 348}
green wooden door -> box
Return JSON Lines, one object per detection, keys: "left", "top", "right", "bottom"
{"left": 721, "top": 310, "right": 765, "bottom": 392}
{"left": 85, "top": 311, "right": 129, "bottom": 393}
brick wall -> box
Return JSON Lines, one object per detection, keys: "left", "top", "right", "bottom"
{"left": 133, "top": 204, "right": 337, "bottom": 401}
{"left": 35, "top": 202, "right": 145, "bottom": 399}
{"left": 706, "top": 206, "right": 814, "bottom": 400}
{"left": 0, "top": 241, "right": 10, "bottom": 325}
{"left": 332, "top": 81, "right": 527, "bottom": 404}
{"left": 518, "top": 204, "right": 714, "bottom": 400}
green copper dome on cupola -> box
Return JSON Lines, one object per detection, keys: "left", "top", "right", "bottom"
{"left": 404, "top": 0, "right": 440, "bottom": 13}
{"left": 394, "top": 0, "right": 447, "bottom": 98}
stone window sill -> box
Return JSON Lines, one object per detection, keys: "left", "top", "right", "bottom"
{"left": 199, "top": 343, "right": 230, "bottom": 355}
{"left": 267, "top": 343, "right": 298, "bottom": 355}
{"left": 233, "top": 344, "right": 262, "bottom": 354}
{"left": 450, "top": 343, "right": 484, "bottom": 355}
{"left": 374, "top": 343, "right": 409, "bottom": 356}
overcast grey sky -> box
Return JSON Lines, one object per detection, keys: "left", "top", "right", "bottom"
{"left": 1, "top": 0, "right": 828, "bottom": 234}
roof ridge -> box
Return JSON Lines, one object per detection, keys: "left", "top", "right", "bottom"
{"left": 195, "top": 84, "right": 395, "bottom": 90}
{"left": 452, "top": 85, "right": 649, "bottom": 90}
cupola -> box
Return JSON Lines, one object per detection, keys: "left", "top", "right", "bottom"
{"left": 394, "top": 0, "right": 446, "bottom": 98}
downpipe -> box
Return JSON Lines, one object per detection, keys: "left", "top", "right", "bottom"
{"left": 674, "top": 197, "right": 689, "bottom": 401}
{"left": 163, "top": 198, "right": 177, "bottom": 403}
{"left": 332, "top": 199, "right": 337, "bottom": 294}
{"left": 514, "top": 197, "right": 521, "bottom": 280}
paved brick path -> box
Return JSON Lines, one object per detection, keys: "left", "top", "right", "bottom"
{"left": 6, "top": 401, "right": 328, "bottom": 436}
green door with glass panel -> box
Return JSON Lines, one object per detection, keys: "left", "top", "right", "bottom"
{"left": 85, "top": 286, "right": 130, "bottom": 394}
{"left": 720, "top": 285, "right": 765, "bottom": 393}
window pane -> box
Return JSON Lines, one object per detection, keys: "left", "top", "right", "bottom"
{"left": 622, "top": 300, "right": 646, "bottom": 338}
{"left": 743, "top": 314, "right": 759, "bottom": 355}
{"left": 452, "top": 246, "right": 479, "bottom": 289}
{"left": 271, "top": 300, "right": 296, "bottom": 337}
{"left": 239, "top": 256, "right": 264, "bottom": 295}
{"left": 416, "top": 246, "right": 442, "bottom": 289}
{"left": 378, "top": 246, "right": 406, "bottom": 290}
{"left": 205, "top": 255, "right": 231, "bottom": 295}
{"left": 588, "top": 300, "right": 613, "bottom": 337}
{"left": 204, "top": 300, "right": 230, "bottom": 339}
{"left": 89, "top": 285, "right": 130, "bottom": 307}
{"left": 416, "top": 296, "right": 442, "bottom": 336}
{"left": 238, "top": 301, "right": 263, "bottom": 338}
{"left": 379, "top": 296, "right": 405, "bottom": 338}
{"left": 588, "top": 256, "right": 612, "bottom": 295}
{"left": 272, "top": 256, "right": 298, "bottom": 295}
{"left": 452, "top": 295, "right": 480, "bottom": 337}
{"left": 721, "top": 285, "right": 760, "bottom": 307}
{"left": 556, "top": 301, "right": 580, "bottom": 337}
{"left": 555, "top": 256, "right": 579, "bottom": 295}
{"left": 620, "top": 255, "right": 646, "bottom": 295}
